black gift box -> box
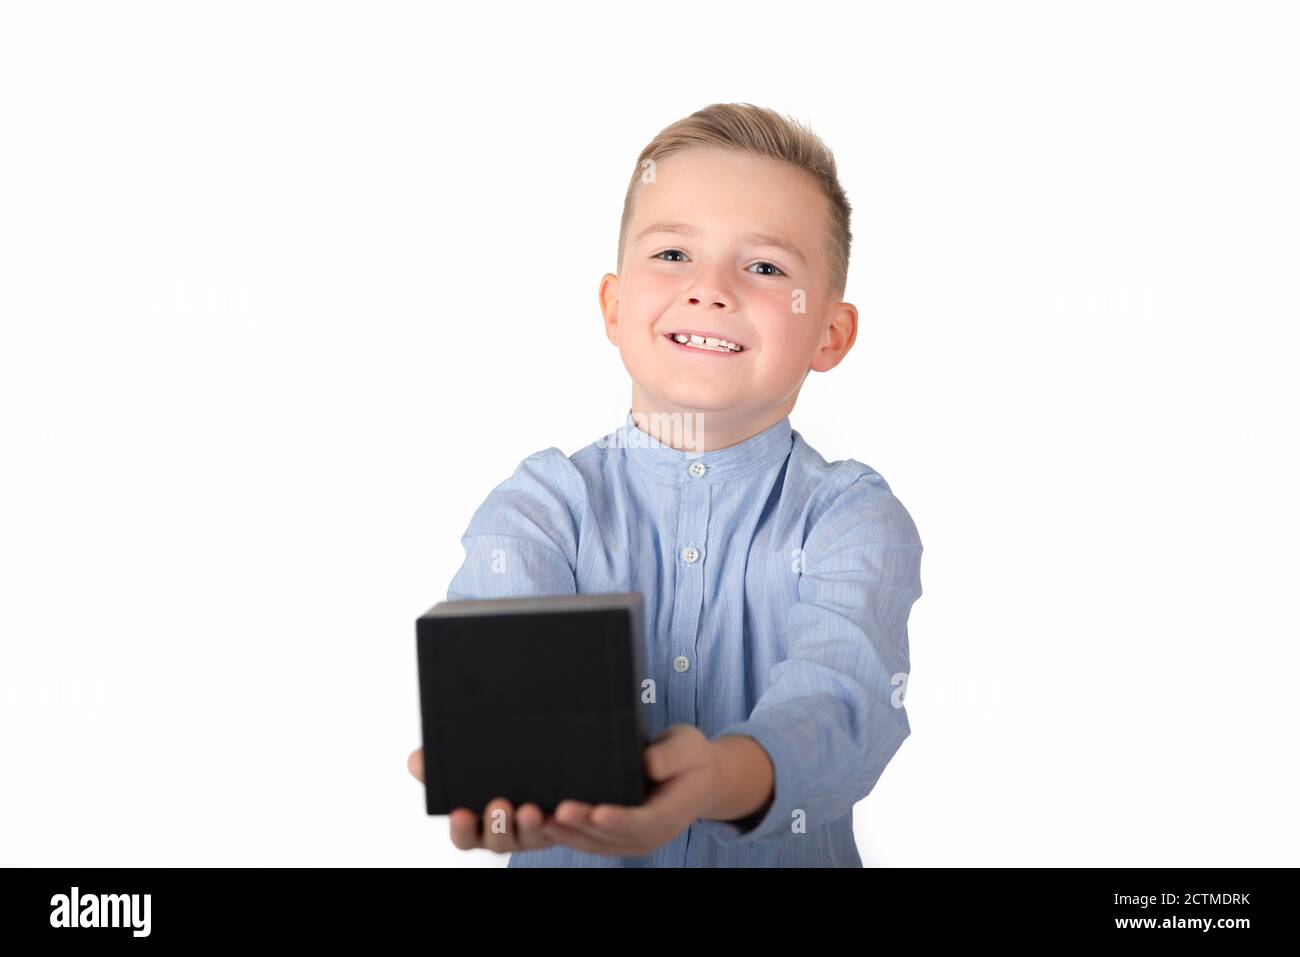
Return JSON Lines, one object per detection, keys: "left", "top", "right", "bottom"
{"left": 416, "top": 592, "right": 651, "bottom": 816}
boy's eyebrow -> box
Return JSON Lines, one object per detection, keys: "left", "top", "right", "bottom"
{"left": 634, "top": 221, "right": 807, "bottom": 267}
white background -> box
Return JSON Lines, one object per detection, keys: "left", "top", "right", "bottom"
{"left": 2, "top": 1, "right": 1296, "bottom": 866}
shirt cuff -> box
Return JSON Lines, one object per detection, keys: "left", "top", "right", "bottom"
{"left": 695, "top": 717, "right": 802, "bottom": 844}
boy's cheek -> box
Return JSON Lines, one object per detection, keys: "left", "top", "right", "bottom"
{"left": 622, "top": 271, "right": 681, "bottom": 309}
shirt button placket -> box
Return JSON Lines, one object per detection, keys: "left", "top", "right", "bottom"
{"left": 670, "top": 459, "right": 709, "bottom": 729}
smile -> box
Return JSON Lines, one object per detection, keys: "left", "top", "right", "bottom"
{"left": 663, "top": 332, "right": 747, "bottom": 354}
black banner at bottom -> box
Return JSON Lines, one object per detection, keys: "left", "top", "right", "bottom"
{"left": 0, "top": 866, "right": 1289, "bottom": 945}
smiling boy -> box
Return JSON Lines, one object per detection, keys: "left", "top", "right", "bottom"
{"left": 408, "top": 103, "right": 923, "bottom": 866}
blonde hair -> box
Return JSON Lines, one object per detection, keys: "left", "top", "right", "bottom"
{"left": 616, "top": 102, "right": 852, "bottom": 300}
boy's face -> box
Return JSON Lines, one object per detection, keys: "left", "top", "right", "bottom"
{"left": 600, "top": 146, "right": 857, "bottom": 448}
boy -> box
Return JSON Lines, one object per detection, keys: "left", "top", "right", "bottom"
{"left": 408, "top": 103, "right": 923, "bottom": 867}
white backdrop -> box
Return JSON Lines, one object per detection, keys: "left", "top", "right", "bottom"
{"left": 1, "top": 1, "right": 1296, "bottom": 866}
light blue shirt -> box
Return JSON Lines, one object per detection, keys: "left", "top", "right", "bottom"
{"left": 444, "top": 409, "right": 923, "bottom": 866}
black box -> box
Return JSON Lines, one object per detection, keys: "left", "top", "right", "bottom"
{"left": 416, "top": 591, "right": 651, "bottom": 816}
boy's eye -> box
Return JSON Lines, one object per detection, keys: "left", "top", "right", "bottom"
{"left": 748, "top": 261, "right": 785, "bottom": 277}
{"left": 654, "top": 249, "right": 688, "bottom": 262}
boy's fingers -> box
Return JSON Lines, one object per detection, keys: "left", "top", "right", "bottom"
{"left": 549, "top": 800, "right": 651, "bottom": 853}
{"left": 448, "top": 808, "right": 480, "bottom": 850}
{"left": 481, "top": 798, "right": 516, "bottom": 854}
{"left": 554, "top": 799, "right": 639, "bottom": 844}
{"left": 407, "top": 748, "right": 425, "bottom": 783}
{"left": 589, "top": 802, "right": 638, "bottom": 831}
{"left": 542, "top": 820, "right": 604, "bottom": 854}
{"left": 514, "top": 803, "right": 557, "bottom": 851}
{"left": 552, "top": 799, "right": 597, "bottom": 828}
{"left": 448, "top": 800, "right": 556, "bottom": 853}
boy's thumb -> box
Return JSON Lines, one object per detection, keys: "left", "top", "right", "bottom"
{"left": 643, "top": 725, "right": 699, "bottom": 780}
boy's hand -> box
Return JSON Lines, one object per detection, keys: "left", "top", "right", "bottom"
{"left": 406, "top": 724, "right": 727, "bottom": 858}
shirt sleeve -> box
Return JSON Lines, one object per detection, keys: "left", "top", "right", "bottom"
{"left": 444, "top": 449, "right": 580, "bottom": 601}
{"left": 694, "top": 468, "right": 923, "bottom": 845}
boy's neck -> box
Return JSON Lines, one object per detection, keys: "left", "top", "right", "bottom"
{"left": 628, "top": 395, "right": 794, "bottom": 453}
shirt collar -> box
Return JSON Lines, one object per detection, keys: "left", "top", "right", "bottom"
{"left": 615, "top": 407, "right": 794, "bottom": 484}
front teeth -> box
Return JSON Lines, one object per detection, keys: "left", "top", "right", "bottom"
{"left": 672, "top": 333, "right": 743, "bottom": 353}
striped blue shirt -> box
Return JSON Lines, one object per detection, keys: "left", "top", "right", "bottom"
{"left": 444, "top": 409, "right": 923, "bottom": 866}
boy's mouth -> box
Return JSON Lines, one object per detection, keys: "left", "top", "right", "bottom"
{"left": 662, "top": 331, "right": 747, "bottom": 354}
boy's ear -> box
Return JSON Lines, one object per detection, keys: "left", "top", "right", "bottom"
{"left": 808, "top": 301, "right": 858, "bottom": 373}
{"left": 599, "top": 272, "right": 620, "bottom": 345}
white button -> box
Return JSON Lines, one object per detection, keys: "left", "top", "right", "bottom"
{"left": 688, "top": 461, "right": 707, "bottom": 478}
{"left": 681, "top": 545, "right": 699, "bottom": 564}
{"left": 674, "top": 655, "right": 690, "bottom": 672}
